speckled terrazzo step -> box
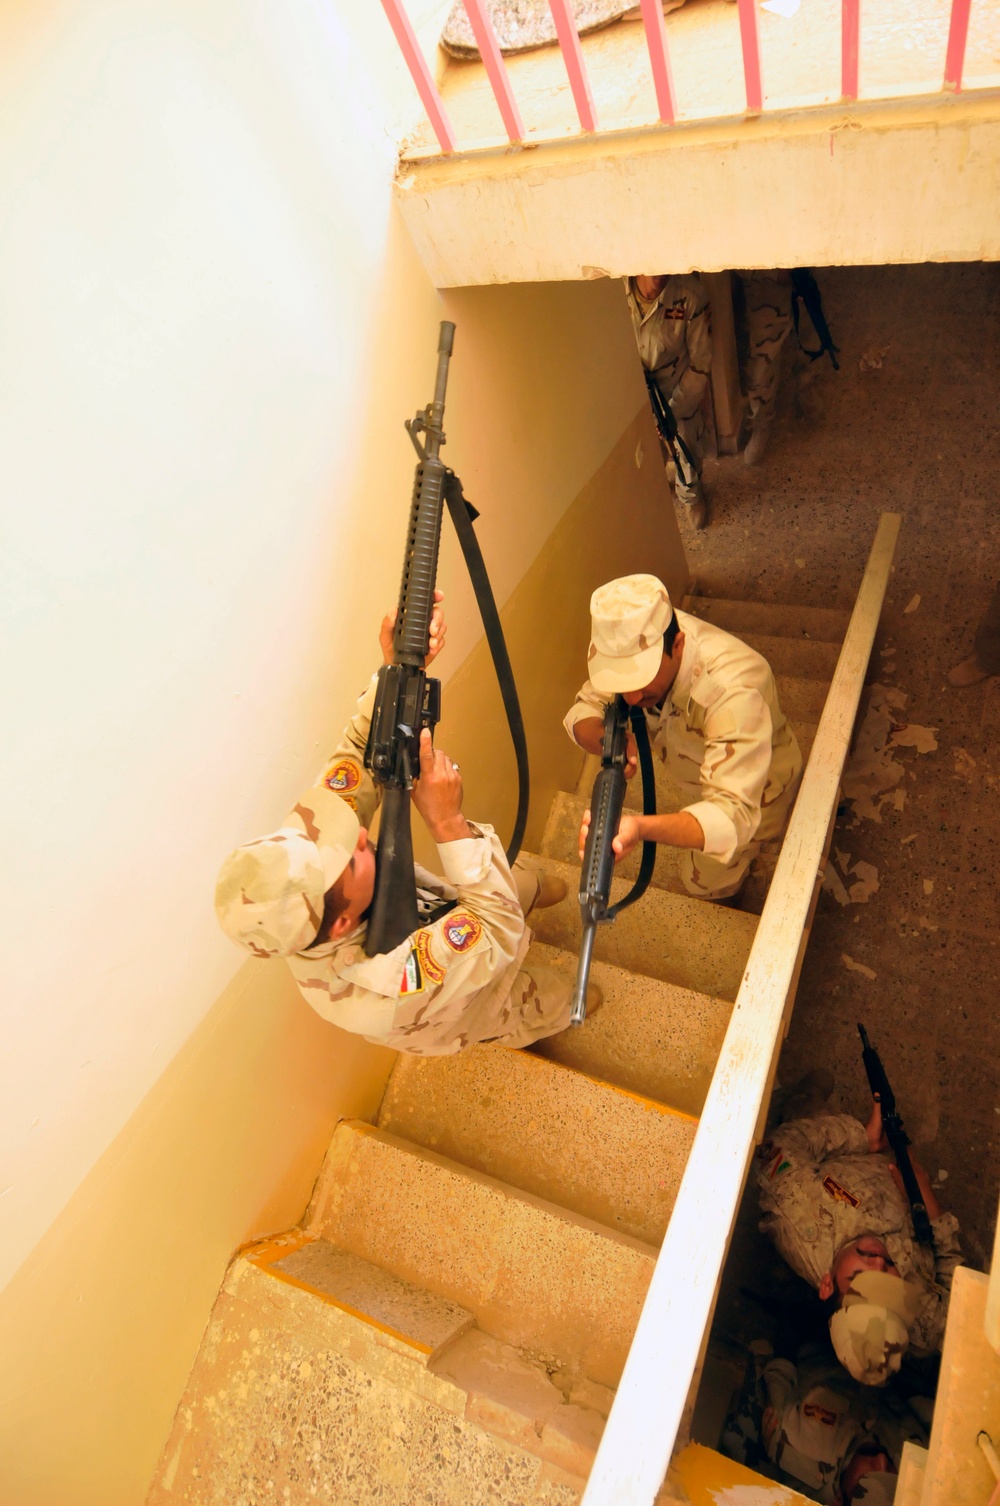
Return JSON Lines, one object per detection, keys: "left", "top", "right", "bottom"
{"left": 736, "top": 631, "right": 840, "bottom": 680}
{"left": 526, "top": 943, "right": 733, "bottom": 1118}
{"left": 524, "top": 854, "right": 757, "bottom": 1002}
{"left": 682, "top": 596, "right": 850, "bottom": 643}
{"left": 377, "top": 1042, "right": 697, "bottom": 1245}
{"left": 305, "top": 1120, "right": 657, "bottom": 1388}
{"left": 774, "top": 673, "right": 829, "bottom": 722}
{"left": 146, "top": 1241, "right": 597, "bottom": 1504}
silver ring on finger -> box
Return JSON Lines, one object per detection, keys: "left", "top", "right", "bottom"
{"left": 452, "top": 762, "right": 460, "bottom": 771}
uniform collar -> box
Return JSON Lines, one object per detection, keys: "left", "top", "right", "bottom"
{"left": 626, "top": 276, "right": 674, "bottom": 329}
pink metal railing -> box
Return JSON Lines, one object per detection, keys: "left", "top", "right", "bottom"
{"left": 382, "top": 0, "right": 981, "bottom": 158}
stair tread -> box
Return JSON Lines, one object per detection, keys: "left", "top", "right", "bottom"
{"left": 147, "top": 1251, "right": 594, "bottom": 1504}
{"left": 735, "top": 630, "right": 840, "bottom": 680}
{"left": 527, "top": 942, "right": 733, "bottom": 1117}
{"left": 379, "top": 1042, "right": 697, "bottom": 1245}
{"left": 306, "top": 1119, "right": 657, "bottom": 1387}
{"left": 525, "top": 853, "right": 757, "bottom": 1002}
{"left": 682, "top": 595, "right": 851, "bottom": 643}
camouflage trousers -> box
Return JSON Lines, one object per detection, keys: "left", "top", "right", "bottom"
{"left": 680, "top": 731, "right": 803, "bottom": 900}
{"left": 740, "top": 271, "right": 794, "bottom": 425}
{"left": 488, "top": 860, "right": 573, "bottom": 1049}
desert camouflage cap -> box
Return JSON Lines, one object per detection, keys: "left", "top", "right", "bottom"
{"left": 829, "top": 1272, "right": 916, "bottom": 1387}
{"left": 215, "top": 783, "right": 360, "bottom": 958}
{"left": 588, "top": 574, "right": 674, "bottom": 695}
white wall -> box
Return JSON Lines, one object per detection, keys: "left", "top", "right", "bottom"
{"left": 0, "top": 0, "right": 451, "bottom": 1297}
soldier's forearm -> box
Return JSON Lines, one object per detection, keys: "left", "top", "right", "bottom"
{"left": 573, "top": 717, "right": 606, "bottom": 758}
{"left": 633, "top": 811, "right": 705, "bottom": 851}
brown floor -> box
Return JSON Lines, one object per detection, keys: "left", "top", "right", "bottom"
{"left": 688, "top": 261, "right": 1000, "bottom": 1286}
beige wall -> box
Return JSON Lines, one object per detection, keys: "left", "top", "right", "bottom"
{"left": 0, "top": 2, "right": 686, "bottom": 1501}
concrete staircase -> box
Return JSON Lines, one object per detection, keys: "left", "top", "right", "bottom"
{"left": 147, "top": 595, "right": 852, "bottom": 1505}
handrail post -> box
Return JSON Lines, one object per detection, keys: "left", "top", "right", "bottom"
{"left": 638, "top": 0, "right": 678, "bottom": 124}
{"left": 842, "top": 0, "right": 860, "bottom": 101}
{"left": 548, "top": 0, "right": 598, "bottom": 132}
{"left": 736, "top": 0, "right": 764, "bottom": 113}
{"left": 378, "top": 0, "right": 457, "bottom": 156}
{"left": 944, "top": 0, "right": 972, "bottom": 92}
{"left": 463, "top": 0, "right": 526, "bottom": 142}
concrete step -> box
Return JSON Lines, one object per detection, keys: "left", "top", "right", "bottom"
{"left": 526, "top": 942, "right": 732, "bottom": 1118}
{"left": 682, "top": 595, "right": 850, "bottom": 644}
{"left": 147, "top": 1235, "right": 600, "bottom": 1503}
{"left": 774, "top": 673, "right": 829, "bottom": 723}
{"left": 921, "top": 1266, "right": 1000, "bottom": 1506}
{"left": 378, "top": 1041, "right": 697, "bottom": 1245}
{"left": 524, "top": 854, "right": 758, "bottom": 1002}
{"left": 895, "top": 1441, "right": 928, "bottom": 1506}
{"left": 737, "top": 631, "right": 840, "bottom": 681}
{"left": 306, "top": 1119, "right": 657, "bottom": 1388}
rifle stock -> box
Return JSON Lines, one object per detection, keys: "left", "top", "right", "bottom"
{"left": 364, "top": 322, "right": 454, "bottom": 957}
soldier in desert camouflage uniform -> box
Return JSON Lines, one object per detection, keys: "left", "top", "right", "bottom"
{"left": 756, "top": 1096, "right": 962, "bottom": 1383}
{"left": 216, "top": 599, "right": 590, "bottom": 1056}
{"left": 625, "top": 274, "right": 713, "bottom": 529}
{"left": 739, "top": 269, "right": 795, "bottom": 464}
{"left": 565, "top": 574, "right": 802, "bottom": 901}
{"left": 722, "top": 1341, "right": 928, "bottom": 1503}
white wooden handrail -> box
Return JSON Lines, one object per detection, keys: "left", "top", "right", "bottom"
{"left": 582, "top": 513, "right": 902, "bottom": 1506}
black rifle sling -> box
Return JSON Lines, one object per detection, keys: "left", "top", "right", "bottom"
{"left": 791, "top": 269, "right": 841, "bottom": 371}
{"left": 607, "top": 710, "right": 657, "bottom": 919}
{"left": 443, "top": 472, "right": 529, "bottom": 866}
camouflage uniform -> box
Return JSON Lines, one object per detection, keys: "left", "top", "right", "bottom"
{"left": 624, "top": 275, "right": 712, "bottom": 507}
{"left": 740, "top": 270, "right": 795, "bottom": 427}
{"left": 722, "top": 1345, "right": 928, "bottom": 1503}
{"left": 756, "top": 1115, "right": 963, "bottom": 1358}
{"left": 565, "top": 607, "right": 802, "bottom": 899}
{"left": 222, "top": 675, "right": 572, "bottom": 1056}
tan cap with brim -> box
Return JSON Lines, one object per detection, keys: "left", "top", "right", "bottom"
{"left": 587, "top": 574, "right": 674, "bottom": 695}
{"left": 215, "top": 783, "right": 360, "bottom": 959}
{"left": 829, "top": 1270, "right": 919, "bottom": 1387}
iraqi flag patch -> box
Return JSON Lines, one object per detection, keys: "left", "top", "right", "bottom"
{"left": 399, "top": 947, "right": 424, "bottom": 996}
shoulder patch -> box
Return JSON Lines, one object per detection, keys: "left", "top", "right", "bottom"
{"left": 414, "top": 928, "right": 445, "bottom": 985}
{"left": 324, "top": 759, "right": 362, "bottom": 795}
{"left": 822, "top": 1175, "right": 860, "bottom": 1208}
{"left": 441, "top": 912, "right": 483, "bottom": 954}
{"left": 662, "top": 301, "right": 687, "bottom": 320}
{"left": 767, "top": 1152, "right": 792, "bottom": 1180}
{"left": 399, "top": 947, "right": 424, "bottom": 996}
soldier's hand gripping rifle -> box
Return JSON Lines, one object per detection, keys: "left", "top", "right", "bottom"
{"left": 363, "top": 322, "right": 455, "bottom": 957}
{"left": 570, "top": 698, "right": 657, "bottom": 1025}
{"left": 643, "top": 370, "right": 699, "bottom": 491}
{"left": 857, "top": 1023, "right": 933, "bottom": 1245}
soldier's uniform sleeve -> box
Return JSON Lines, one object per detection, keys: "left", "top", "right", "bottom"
{"left": 314, "top": 672, "right": 380, "bottom": 830}
{"left": 670, "top": 281, "right": 713, "bottom": 423}
{"left": 318, "top": 822, "right": 528, "bottom": 1055}
{"left": 563, "top": 677, "right": 608, "bottom": 744}
{"left": 760, "top": 1116, "right": 871, "bottom": 1173}
{"left": 929, "top": 1213, "right": 962, "bottom": 1288}
{"left": 682, "top": 683, "right": 776, "bottom": 863}
{"left": 907, "top": 1213, "right": 962, "bottom": 1356}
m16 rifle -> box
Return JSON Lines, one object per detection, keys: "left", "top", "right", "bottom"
{"left": 643, "top": 369, "right": 699, "bottom": 487}
{"left": 791, "top": 269, "right": 840, "bottom": 371}
{"left": 570, "top": 697, "right": 657, "bottom": 1025}
{"left": 363, "top": 321, "right": 530, "bottom": 958}
{"left": 857, "top": 1023, "right": 933, "bottom": 1245}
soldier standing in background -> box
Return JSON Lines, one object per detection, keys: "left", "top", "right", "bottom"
{"left": 625, "top": 273, "right": 713, "bottom": 530}
{"left": 739, "top": 269, "right": 796, "bottom": 466}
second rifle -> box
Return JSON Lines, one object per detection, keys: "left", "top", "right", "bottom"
{"left": 857, "top": 1022, "right": 932, "bottom": 1245}
{"left": 570, "top": 696, "right": 657, "bottom": 1024}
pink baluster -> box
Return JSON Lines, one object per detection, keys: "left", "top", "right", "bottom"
{"left": 462, "top": 0, "right": 526, "bottom": 142}
{"left": 737, "top": 0, "right": 764, "bottom": 113}
{"left": 378, "top": 0, "right": 457, "bottom": 155}
{"left": 944, "top": 0, "right": 972, "bottom": 91}
{"left": 638, "top": 0, "right": 678, "bottom": 124}
{"left": 548, "top": 0, "right": 598, "bottom": 132}
{"left": 842, "top": 0, "right": 860, "bottom": 100}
